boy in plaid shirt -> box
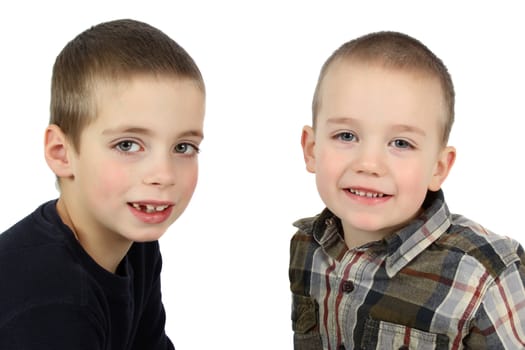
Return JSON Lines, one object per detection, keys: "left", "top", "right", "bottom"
{"left": 290, "top": 31, "right": 525, "bottom": 349}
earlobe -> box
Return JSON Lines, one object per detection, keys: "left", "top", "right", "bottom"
{"left": 429, "top": 146, "right": 456, "bottom": 191}
{"left": 301, "top": 126, "right": 316, "bottom": 173}
{"left": 44, "top": 125, "right": 74, "bottom": 178}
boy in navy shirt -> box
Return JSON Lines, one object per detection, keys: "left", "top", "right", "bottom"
{"left": 0, "top": 19, "right": 205, "bottom": 349}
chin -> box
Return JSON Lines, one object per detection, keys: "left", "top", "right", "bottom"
{"left": 131, "top": 230, "right": 168, "bottom": 243}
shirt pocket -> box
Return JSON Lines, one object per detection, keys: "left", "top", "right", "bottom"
{"left": 292, "top": 294, "right": 323, "bottom": 350}
{"left": 361, "top": 318, "right": 449, "bottom": 350}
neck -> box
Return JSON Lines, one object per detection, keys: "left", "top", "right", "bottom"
{"left": 342, "top": 225, "right": 389, "bottom": 250}
{"left": 56, "top": 198, "right": 132, "bottom": 273}
{"left": 341, "top": 209, "right": 424, "bottom": 250}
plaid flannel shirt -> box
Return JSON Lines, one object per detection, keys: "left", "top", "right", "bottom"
{"left": 289, "top": 190, "right": 525, "bottom": 349}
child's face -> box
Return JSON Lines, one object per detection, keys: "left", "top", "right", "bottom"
{"left": 66, "top": 76, "right": 204, "bottom": 243}
{"left": 302, "top": 61, "right": 455, "bottom": 245}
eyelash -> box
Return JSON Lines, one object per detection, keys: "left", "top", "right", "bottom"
{"left": 115, "top": 140, "right": 142, "bottom": 153}
{"left": 333, "top": 132, "right": 415, "bottom": 150}
{"left": 113, "top": 140, "right": 200, "bottom": 156}
{"left": 175, "top": 142, "right": 200, "bottom": 156}
{"left": 389, "top": 139, "right": 415, "bottom": 150}
{"left": 334, "top": 131, "right": 358, "bottom": 142}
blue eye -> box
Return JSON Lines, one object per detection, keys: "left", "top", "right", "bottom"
{"left": 175, "top": 143, "right": 199, "bottom": 155}
{"left": 391, "top": 139, "right": 413, "bottom": 149}
{"left": 116, "top": 140, "right": 141, "bottom": 152}
{"left": 336, "top": 132, "right": 357, "bottom": 142}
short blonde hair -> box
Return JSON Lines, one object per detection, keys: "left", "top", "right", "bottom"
{"left": 312, "top": 31, "right": 454, "bottom": 144}
{"left": 50, "top": 19, "right": 205, "bottom": 152}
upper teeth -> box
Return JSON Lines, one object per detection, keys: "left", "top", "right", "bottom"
{"left": 349, "top": 189, "right": 384, "bottom": 198}
{"left": 132, "top": 203, "right": 169, "bottom": 213}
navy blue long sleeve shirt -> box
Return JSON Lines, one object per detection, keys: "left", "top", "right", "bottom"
{"left": 0, "top": 200, "right": 174, "bottom": 349}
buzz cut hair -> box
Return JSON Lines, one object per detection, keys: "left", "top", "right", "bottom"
{"left": 312, "top": 31, "right": 454, "bottom": 145}
{"left": 50, "top": 18, "right": 204, "bottom": 151}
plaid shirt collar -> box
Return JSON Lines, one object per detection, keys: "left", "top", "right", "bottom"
{"left": 294, "top": 190, "right": 452, "bottom": 277}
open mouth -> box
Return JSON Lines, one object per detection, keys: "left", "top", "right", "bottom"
{"left": 129, "top": 203, "right": 170, "bottom": 213}
{"left": 346, "top": 188, "right": 388, "bottom": 198}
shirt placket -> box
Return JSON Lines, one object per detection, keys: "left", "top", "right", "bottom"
{"left": 328, "top": 250, "right": 370, "bottom": 350}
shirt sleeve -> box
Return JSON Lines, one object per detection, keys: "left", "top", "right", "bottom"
{"left": 466, "top": 255, "right": 525, "bottom": 348}
{"left": 130, "top": 250, "right": 175, "bottom": 350}
{"left": 290, "top": 231, "right": 324, "bottom": 350}
{"left": 0, "top": 303, "right": 105, "bottom": 350}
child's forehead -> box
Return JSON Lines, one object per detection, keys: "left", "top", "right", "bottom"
{"left": 317, "top": 59, "right": 447, "bottom": 129}
{"left": 325, "top": 58, "right": 438, "bottom": 84}
{"left": 93, "top": 74, "right": 201, "bottom": 94}
{"left": 85, "top": 74, "right": 204, "bottom": 130}
{"left": 321, "top": 59, "right": 445, "bottom": 109}
{"left": 91, "top": 74, "right": 203, "bottom": 108}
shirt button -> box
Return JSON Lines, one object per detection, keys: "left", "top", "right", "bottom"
{"left": 342, "top": 281, "right": 354, "bottom": 293}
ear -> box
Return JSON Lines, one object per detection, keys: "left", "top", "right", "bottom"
{"left": 301, "top": 126, "right": 316, "bottom": 173}
{"left": 44, "top": 124, "right": 74, "bottom": 178}
{"left": 428, "top": 146, "right": 456, "bottom": 191}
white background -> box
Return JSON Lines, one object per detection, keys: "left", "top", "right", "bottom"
{"left": 1, "top": 1, "right": 524, "bottom": 348}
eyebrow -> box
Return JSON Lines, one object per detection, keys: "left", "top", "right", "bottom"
{"left": 391, "top": 124, "right": 426, "bottom": 137}
{"left": 102, "top": 127, "right": 204, "bottom": 139}
{"left": 326, "top": 117, "right": 359, "bottom": 126}
{"left": 326, "top": 117, "right": 426, "bottom": 136}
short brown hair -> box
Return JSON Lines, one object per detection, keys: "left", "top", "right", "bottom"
{"left": 312, "top": 31, "right": 454, "bottom": 144}
{"left": 50, "top": 18, "right": 204, "bottom": 151}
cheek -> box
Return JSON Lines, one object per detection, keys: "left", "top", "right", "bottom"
{"left": 315, "top": 148, "right": 346, "bottom": 191}
{"left": 92, "top": 160, "right": 131, "bottom": 195}
{"left": 316, "top": 146, "right": 345, "bottom": 173}
{"left": 178, "top": 163, "right": 199, "bottom": 197}
{"left": 394, "top": 158, "right": 434, "bottom": 192}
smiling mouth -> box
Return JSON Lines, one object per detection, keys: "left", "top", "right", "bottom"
{"left": 346, "top": 188, "right": 388, "bottom": 198}
{"left": 129, "top": 203, "right": 171, "bottom": 213}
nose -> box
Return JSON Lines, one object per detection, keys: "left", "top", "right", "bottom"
{"left": 143, "top": 154, "right": 176, "bottom": 187}
{"left": 350, "top": 144, "right": 386, "bottom": 177}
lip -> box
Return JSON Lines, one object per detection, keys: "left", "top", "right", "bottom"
{"left": 343, "top": 186, "right": 392, "bottom": 205}
{"left": 129, "top": 200, "right": 175, "bottom": 206}
{"left": 127, "top": 201, "right": 175, "bottom": 224}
